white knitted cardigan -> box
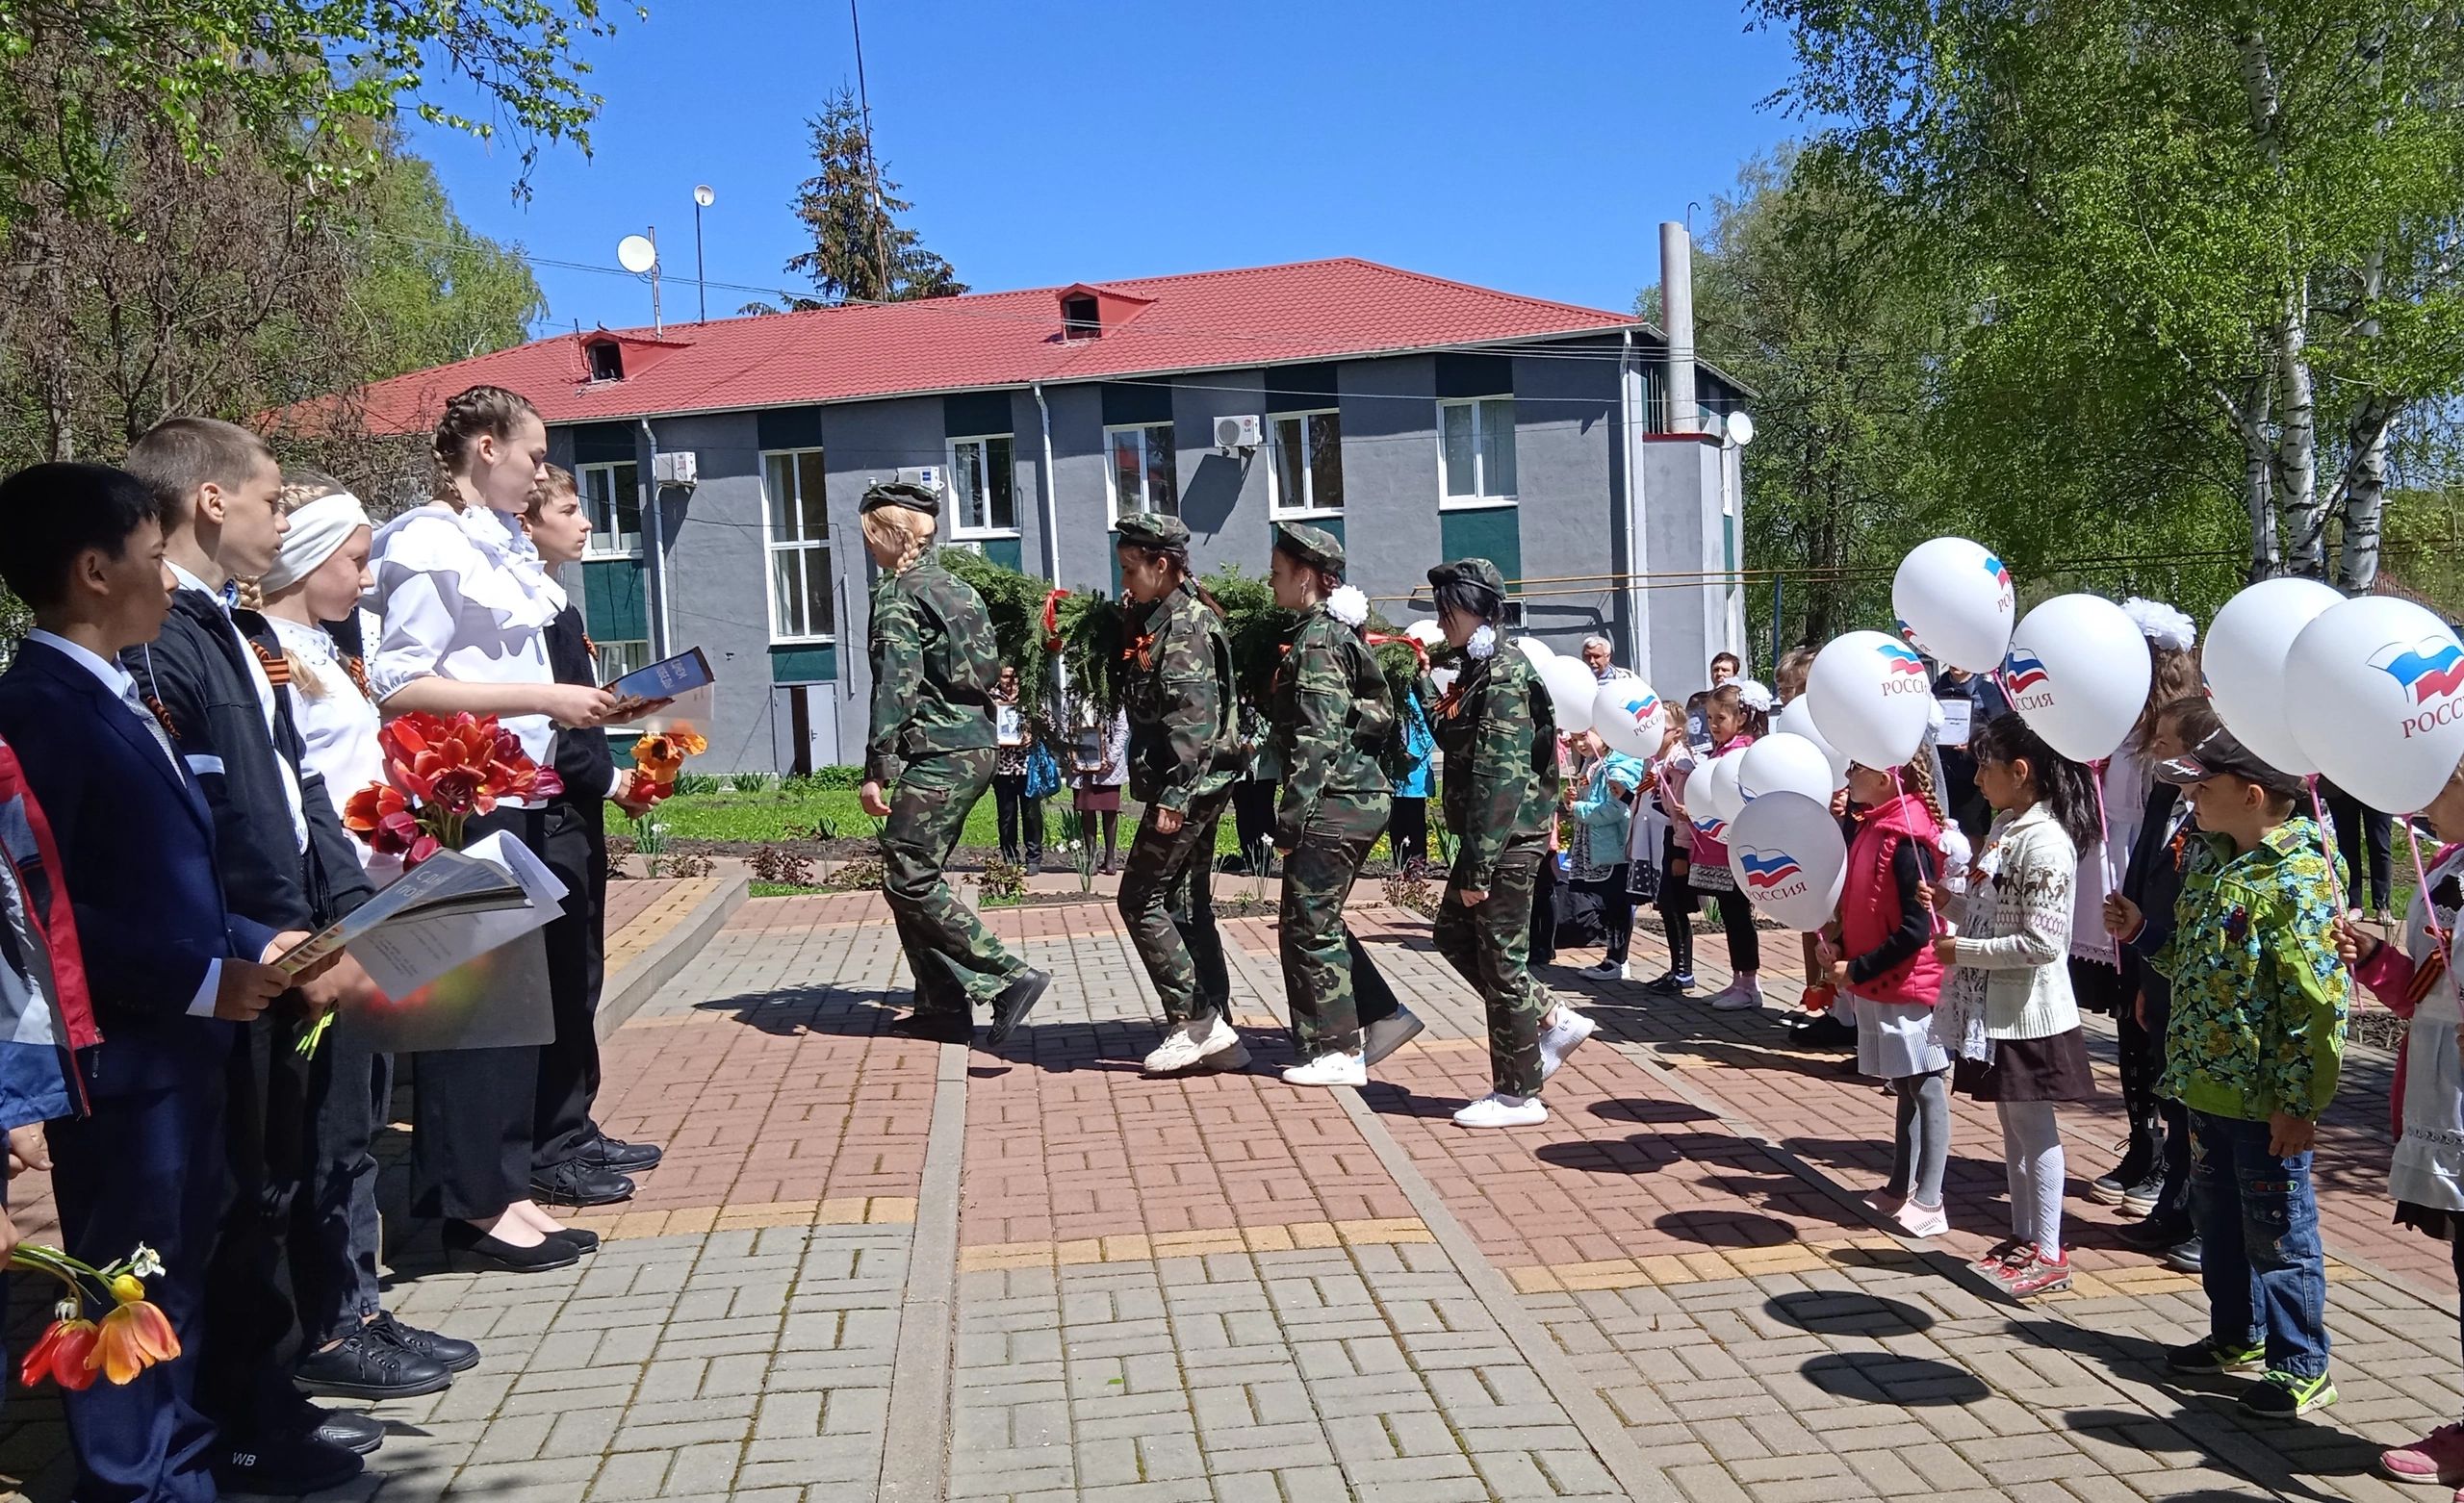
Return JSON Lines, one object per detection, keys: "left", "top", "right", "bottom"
{"left": 1940, "top": 802, "right": 2082, "bottom": 1050}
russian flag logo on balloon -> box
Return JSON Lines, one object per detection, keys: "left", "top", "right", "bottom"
{"left": 1878, "top": 640, "right": 1927, "bottom": 677}
{"left": 1984, "top": 552, "right": 2013, "bottom": 590}
{"left": 2372, "top": 636, "right": 2464, "bottom": 706}
{"left": 2005, "top": 648, "right": 2050, "bottom": 695}
{"left": 1621, "top": 692, "right": 1660, "bottom": 726}
{"left": 1738, "top": 848, "right": 1803, "bottom": 890}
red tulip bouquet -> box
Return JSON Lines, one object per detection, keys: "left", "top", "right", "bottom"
{"left": 342, "top": 711, "right": 563, "bottom": 867}
{"left": 17, "top": 1241, "right": 180, "bottom": 1389}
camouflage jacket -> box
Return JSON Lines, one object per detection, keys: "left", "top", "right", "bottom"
{"left": 1427, "top": 644, "right": 1558, "bottom": 889}
{"left": 1120, "top": 580, "right": 1241, "bottom": 813}
{"left": 864, "top": 562, "right": 1000, "bottom": 784}
{"left": 1266, "top": 607, "right": 1393, "bottom": 848}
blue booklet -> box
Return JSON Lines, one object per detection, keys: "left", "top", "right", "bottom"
{"left": 603, "top": 647, "right": 714, "bottom": 708}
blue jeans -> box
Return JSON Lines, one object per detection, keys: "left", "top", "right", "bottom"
{"left": 2189, "top": 1110, "right": 2329, "bottom": 1378}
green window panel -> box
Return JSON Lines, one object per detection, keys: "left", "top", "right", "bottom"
{"left": 580, "top": 559, "right": 649, "bottom": 641}
{"left": 769, "top": 644, "right": 837, "bottom": 683}
{"left": 1438, "top": 509, "right": 1522, "bottom": 589}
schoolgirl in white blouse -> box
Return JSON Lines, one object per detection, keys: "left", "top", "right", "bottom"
{"left": 368, "top": 385, "right": 614, "bottom": 1273}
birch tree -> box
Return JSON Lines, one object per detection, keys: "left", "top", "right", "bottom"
{"left": 1755, "top": 0, "right": 2464, "bottom": 589}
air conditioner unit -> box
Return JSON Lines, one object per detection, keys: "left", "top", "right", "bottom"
{"left": 895, "top": 465, "right": 943, "bottom": 492}
{"left": 652, "top": 450, "right": 698, "bottom": 488}
{"left": 1214, "top": 415, "right": 1263, "bottom": 451}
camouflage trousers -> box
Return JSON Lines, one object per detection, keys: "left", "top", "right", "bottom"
{"left": 1279, "top": 793, "right": 1402, "bottom": 1057}
{"left": 1432, "top": 853, "right": 1547, "bottom": 1097}
{"left": 881, "top": 748, "right": 1025, "bottom": 1014}
{"left": 1116, "top": 791, "right": 1232, "bottom": 1026}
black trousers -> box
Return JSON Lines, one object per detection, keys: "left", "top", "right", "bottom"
{"left": 1232, "top": 777, "right": 1277, "bottom": 861}
{"left": 1578, "top": 864, "right": 1636, "bottom": 963}
{"left": 1387, "top": 796, "right": 1428, "bottom": 870}
{"left": 2324, "top": 784, "right": 2395, "bottom": 910}
{"left": 202, "top": 1008, "right": 315, "bottom": 1440}
{"left": 1529, "top": 857, "right": 1559, "bottom": 966}
{"left": 411, "top": 804, "right": 545, "bottom": 1222}
{"left": 992, "top": 774, "right": 1043, "bottom": 864}
{"left": 292, "top": 1010, "right": 391, "bottom": 1346}
{"left": 535, "top": 799, "right": 607, "bottom": 1170}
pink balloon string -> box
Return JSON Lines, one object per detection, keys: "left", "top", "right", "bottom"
{"left": 2397, "top": 818, "right": 2464, "bottom": 1074}
{"left": 2305, "top": 775, "right": 2348, "bottom": 914}
{"left": 2090, "top": 756, "right": 2119, "bottom": 965}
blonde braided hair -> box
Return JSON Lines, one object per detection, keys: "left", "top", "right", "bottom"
{"left": 861, "top": 505, "right": 936, "bottom": 573}
{"left": 1901, "top": 751, "right": 1950, "bottom": 831}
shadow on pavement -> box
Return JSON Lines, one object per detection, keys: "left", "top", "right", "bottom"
{"left": 1763, "top": 1287, "right": 1938, "bottom": 1337}
{"left": 1652, "top": 1208, "right": 1800, "bottom": 1248}
{"left": 1801, "top": 1351, "right": 1989, "bottom": 1406}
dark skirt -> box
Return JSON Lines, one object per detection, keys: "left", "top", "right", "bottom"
{"left": 2067, "top": 955, "right": 2129, "bottom": 1016}
{"left": 2395, "top": 1202, "right": 2464, "bottom": 1240}
{"left": 1073, "top": 786, "right": 1121, "bottom": 813}
{"left": 1955, "top": 1027, "right": 2097, "bottom": 1103}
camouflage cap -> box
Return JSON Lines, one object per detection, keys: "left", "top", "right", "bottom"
{"left": 1115, "top": 512, "right": 1191, "bottom": 550}
{"left": 1272, "top": 521, "right": 1344, "bottom": 573}
{"left": 860, "top": 479, "right": 940, "bottom": 517}
{"left": 1428, "top": 557, "right": 1508, "bottom": 601}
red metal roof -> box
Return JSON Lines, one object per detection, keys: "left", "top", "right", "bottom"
{"left": 337, "top": 258, "right": 1640, "bottom": 435}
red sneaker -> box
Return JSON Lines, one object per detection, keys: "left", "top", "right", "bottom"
{"left": 2002, "top": 1250, "right": 2073, "bottom": 1299}
{"left": 2379, "top": 1423, "right": 2464, "bottom": 1487}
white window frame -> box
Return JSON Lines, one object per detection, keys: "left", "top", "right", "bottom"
{"left": 1103, "top": 421, "right": 1178, "bottom": 524}
{"left": 594, "top": 638, "right": 654, "bottom": 685}
{"left": 760, "top": 446, "right": 835, "bottom": 646}
{"left": 945, "top": 433, "right": 1021, "bottom": 539}
{"left": 1268, "top": 408, "right": 1346, "bottom": 519}
{"left": 577, "top": 460, "right": 643, "bottom": 557}
{"left": 1436, "top": 396, "right": 1519, "bottom": 510}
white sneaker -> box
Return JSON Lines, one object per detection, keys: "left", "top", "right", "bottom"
{"left": 1578, "top": 959, "right": 1627, "bottom": 981}
{"left": 1281, "top": 1051, "right": 1367, "bottom": 1087}
{"left": 1539, "top": 1008, "right": 1598, "bottom": 1081}
{"left": 1711, "top": 983, "right": 1763, "bottom": 1012}
{"left": 1453, "top": 1093, "right": 1550, "bottom": 1129}
{"left": 1142, "top": 1014, "right": 1242, "bottom": 1074}
{"left": 1893, "top": 1198, "right": 1949, "bottom": 1238}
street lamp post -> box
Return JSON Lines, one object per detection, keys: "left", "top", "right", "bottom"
{"left": 692, "top": 185, "right": 714, "bottom": 323}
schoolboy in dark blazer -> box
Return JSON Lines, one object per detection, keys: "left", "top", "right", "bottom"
{"left": 0, "top": 461, "right": 302, "bottom": 1503}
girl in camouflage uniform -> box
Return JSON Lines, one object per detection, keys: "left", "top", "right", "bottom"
{"left": 1424, "top": 560, "right": 1565, "bottom": 1127}
{"left": 857, "top": 483, "right": 1051, "bottom": 1048}
{"left": 1113, "top": 514, "right": 1249, "bottom": 1075}
{"left": 1266, "top": 522, "right": 1419, "bottom": 1087}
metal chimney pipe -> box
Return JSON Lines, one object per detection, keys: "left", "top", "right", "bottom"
{"left": 1658, "top": 221, "right": 1697, "bottom": 433}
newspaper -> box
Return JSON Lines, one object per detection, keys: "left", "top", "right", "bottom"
{"left": 271, "top": 829, "right": 568, "bottom": 998}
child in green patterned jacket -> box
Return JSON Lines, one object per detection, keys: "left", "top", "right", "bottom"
{"left": 2108, "top": 725, "right": 2348, "bottom": 1420}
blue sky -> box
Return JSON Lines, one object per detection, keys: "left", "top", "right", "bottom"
{"left": 410, "top": 1, "right": 1808, "bottom": 338}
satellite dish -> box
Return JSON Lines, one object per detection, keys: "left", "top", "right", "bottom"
{"left": 1724, "top": 410, "right": 1757, "bottom": 447}
{"left": 616, "top": 235, "right": 657, "bottom": 274}
{"left": 693, "top": 184, "right": 715, "bottom": 208}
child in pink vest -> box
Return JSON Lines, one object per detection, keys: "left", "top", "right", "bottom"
{"left": 1822, "top": 755, "right": 1955, "bottom": 1237}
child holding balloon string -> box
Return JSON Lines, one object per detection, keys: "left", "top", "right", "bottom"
{"left": 1817, "top": 752, "right": 1958, "bottom": 1237}
{"left": 1665, "top": 679, "right": 1774, "bottom": 1010}
{"left": 2336, "top": 758, "right": 2464, "bottom": 1478}
{"left": 1932, "top": 711, "right": 2102, "bottom": 1300}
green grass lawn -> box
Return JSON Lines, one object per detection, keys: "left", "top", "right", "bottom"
{"left": 654, "top": 783, "right": 1396, "bottom": 863}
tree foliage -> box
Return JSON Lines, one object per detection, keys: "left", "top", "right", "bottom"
{"left": 1753, "top": 0, "right": 2464, "bottom": 589}
{"left": 781, "top": 86, "right": 965, "bottom": 307}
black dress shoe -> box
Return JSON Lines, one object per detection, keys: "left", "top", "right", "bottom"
{"left": 578, "top": 1133, "right": 663, "bottom": 1172}
{"left": 293, "top": 1327, "right": 451, "bottom": 1401}
{"left": 215, "top": 1434, "right": 365, "bottom": 1494}
{"left": 371, "top": 1310, "right": 479, "bottom": 1373}
{"left": 443, "top": 1221, "right": 581, "bottom": 1273}
{"left": 308, "top": 1407, "right": 385, "bottom": 1456}
{"left": 530, "top": 1159, "right": 636, "bottom": 1208}
{"left": 889, "top": 1009, "right": 972, "bottom": 1043}
{"left": 551, "top": 1227, "right": 602, "bottom": 1254}
{"left": 988, "top": 969, "right": 1052, "bottom": 1046}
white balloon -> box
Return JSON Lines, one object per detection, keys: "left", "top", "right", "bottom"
{"left": 1513, "top": 636, "right": 1553, "bottom": 671}
{"left": 1738, "top": 733, "right": 1837, "bottom": 806}
{"left": 1807, "top": 631, "right": 1936, "bottom": 770}
{"left": 1726, "top": 791, "right": 1849, "bottom": 932}
{"left": 2204, "top": 577, "right": 2344, "bottom": 777}
{"left": 1893, "top": 537, "right": 2017, "bottom": 673}
{"left": 1699, "top": 749, "right": 1748, "bottom": 824}
{"left": 1592, "top": 676, "right": 1667, "bottom": 759}
{"left": 2286, "top": 596, "right": 2464, "bottom": 812}
{"left": 2003, "top": 595, "right": 2152, "bottom": 762}
{"left": 1541, "top": 655, "right": 1599, "bottom": 732}
{"left": 1404, "top": 619, "right": 1444, "bottom": 648}
{"left": 1775, "top": 697, "right": 1850, "bottom": 787}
